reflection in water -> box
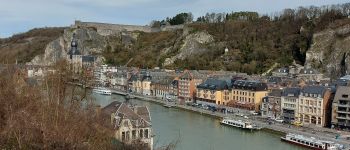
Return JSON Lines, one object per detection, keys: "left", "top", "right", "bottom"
{"left": 93, "top": 93, "right": 305, "bottom": 150}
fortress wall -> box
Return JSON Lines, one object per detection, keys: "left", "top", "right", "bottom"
{"left": 74, "top": 21, "right": 184, "bottom": 35}
{"left": 75, "top": 21, "right": 153, "bottom": 33}
{"left": 160, "top": 24, "right": 184, "bottom": 31}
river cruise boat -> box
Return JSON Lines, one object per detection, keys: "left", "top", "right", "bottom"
{"left": 281, "top": 133, "right": 344, "bottom": 150}
{"left": 220, "top": 118, "right": 260, "bottom": 130}
{"left": 92, "top": 87, "right": 112, "bottom": 95}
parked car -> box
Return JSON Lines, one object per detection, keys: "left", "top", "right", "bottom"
{"left": 274, "top": 118, "right": 284, "bottom": 123}
{"left": 251, "top": 112, "right": 259, "bottom": 115}
{"left": 235, "top": 113, "right": 244, "bottom": 117}
{"left": 244, "top": 116, "right": 249, "bottom": 119}
{"left": 291, "top": 121, "right": 303, "bottom": 127}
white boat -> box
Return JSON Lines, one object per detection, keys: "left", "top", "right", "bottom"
{"left": 93, "top": 87, "right": 112, "bottom": 95}
{"left": 281, "top": 133, "right": 344, "bottom": 150}
{"left": 220, "top": 118, "right": 259, "bottom": 130}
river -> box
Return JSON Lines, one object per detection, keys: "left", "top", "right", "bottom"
{"left": 93, "top": 93, "right": 305, "bottom": 150}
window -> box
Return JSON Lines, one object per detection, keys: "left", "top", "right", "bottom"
{"left": 126, "top": 131, "right": 130, "bottom": 141}
{"left": 342, "top": 95, "right": 349, "bottom": 98}
{"left": 122, "top": 132, "right": 126, "bottom": 141}
{"left": 140, "top": 129, "right": 143, "bottom": 138}
{"left": 132, "top": 130, "right": 136, "bottom": 139}
{"left": 145, "top": 129, "right": 149, "bottom": 138}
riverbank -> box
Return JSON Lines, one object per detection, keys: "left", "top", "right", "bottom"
{"left": 106, "top": 88, "right": 350, "bottom": 147}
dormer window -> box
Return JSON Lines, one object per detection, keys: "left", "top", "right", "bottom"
{"left": 124, "top": 120, "right": 129, "bottom": 127}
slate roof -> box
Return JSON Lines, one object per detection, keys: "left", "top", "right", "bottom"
{"left": 142, "top": 72, "right": 152, "bottom": 81}
{"left": 267, "top": 76, "right": 283, "bottom": 84}
{"left": 232, "top": 80, "right": 268, "bottom": 91}
{"left": 180, "top": 70, "right": 206, "bottom": 80}
{"left": 274, "top": 67, "right": 289, "bottom": 73}
{"left": 197, "top": 78, "right": 231, "bottom": 90}
{"left": 102, "top": 102, "right": 152, "bottom": 129}
{"left": 299, "top": 68, "right": 319, "bottom": 74}
{"left": 301, "top": 86, "right": 328, "bottom": 97}
{"left": 102, "top": 101, "right": 122, "bottom": 116}
{"left": 334, "top": 86, "right": 350, "bottom": 103}
{"left": 151, "top": 76, "right": 173, "bottom": 85}
{"left": 268, "top": 89, "right": 283, "bottom": 97}
{"left": 282, "top": 87, "right": 301, "bottom": 97}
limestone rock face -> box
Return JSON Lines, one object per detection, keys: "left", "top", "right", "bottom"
{"left": 30, "top": 36, "right": 66, "bottom": 66}
{"left": 30, "top": 27, "right": 107, "bottom": 65}
{"left": 163, "top": 31, "right": 214, "bottom": 66}
{"left": 305, "top": 24, "right": 350, "bottom": 77}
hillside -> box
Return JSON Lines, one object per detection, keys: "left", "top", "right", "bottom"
{"left": 1, "top": 3, "right": 350, "bottom": 77}
{"left": 0, "top": 27, "right": 66, "bottom": 64}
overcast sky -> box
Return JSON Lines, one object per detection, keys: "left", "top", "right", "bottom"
{"left": 0, "top": 0, "right": 349, "bottom": 38}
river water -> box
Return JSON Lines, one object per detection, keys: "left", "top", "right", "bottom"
{"left": 93, "top": 94, "right": 305, "bottom": 150}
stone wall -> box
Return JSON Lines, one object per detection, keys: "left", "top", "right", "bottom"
{"left": 75, "top": 21, "right": 156, "bottom": 35}
{"left": 74, "top": 20, "right": 184, "bottom": 36}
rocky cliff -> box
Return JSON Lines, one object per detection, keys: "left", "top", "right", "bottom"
{"left": 30, "top": 27, "right": 107, "bottom": 65}
{"left": 305, "top": 23, "right": 350, "bottom": 78}
{"left": 28, "top": 23, "right": 209, "bottom": 67}
{"left": 0, "top": 27, "right": 65, "bottom": 64}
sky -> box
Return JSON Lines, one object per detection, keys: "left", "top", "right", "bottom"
{"left": 0, "top": 0, "right": 349, "bottom": 38}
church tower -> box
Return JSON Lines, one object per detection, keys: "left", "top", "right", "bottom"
{"left": 67, "top": 33, "right": 82, "bottom": 73}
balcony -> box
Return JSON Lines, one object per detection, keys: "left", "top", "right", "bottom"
{"left": 337, "top": 110, "right": 350, "bottom": 114}
{"left": 338, "top": 104, "right": 350, "bottom": 108}
{"left": 336, "top": 116, "right": 350, "bottom": 120}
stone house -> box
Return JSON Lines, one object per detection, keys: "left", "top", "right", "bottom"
{"left": 297, "top": 86, "right": 334, "bottom": 127}
{"left": 151, "top": 76, "right": 174, "bottom": 99}
{"left": 102, "top": 101, "right": 153, "bottom": 149}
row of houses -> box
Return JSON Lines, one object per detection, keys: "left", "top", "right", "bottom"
{"left": 95, "top": 65, "right": 350, "bottom": 129}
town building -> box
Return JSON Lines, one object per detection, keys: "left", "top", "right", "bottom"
{"left": 196, "top": 78, "right": 232, "bottom": 106}
{"left": 228, "top": 80, "right": 268, "bottom": 112}
{"left": 297, "top": 68, "right": 324, "bottom": 82}
{"left": 272, "top": 67, "right": 289, "bottom": 77}
{"left": 102, "top": 101, "right": 153, "bottom": 149}
{"left": 261, "top": 89, "right": 283, "bottom": 119}
{"left": 151, "top": 76, "right": 174, "bottom": 99}
{"left": 178, "top": 70, "right": 206, "bottom": 103}
{"left": 281, "top": 87, "right": 301, "bottom": 123}
{"left": 169, "top": 79, "right": 179, "bottom": 100}
{"left": 332, "top": 86, "right": 350, "bottom": 129}
{"left": 142, "top": 72, "right": 152, "bottom": 96}
{"left": 110, "top": 71, "right": 128, "bottom": 91}
{"left": 297, "top": 86, "right": 333, "bottom": 127}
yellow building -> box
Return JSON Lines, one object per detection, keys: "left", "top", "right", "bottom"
{"left": 228, "top": 80, "right": 268, "bottom": 112}
{"left": 196, "top": 78, "right": 231, "bottom": 106}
